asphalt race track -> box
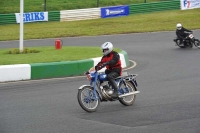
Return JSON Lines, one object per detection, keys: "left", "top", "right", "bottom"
{"left": 0, "top": 30, "right": 200, "bottom": 133}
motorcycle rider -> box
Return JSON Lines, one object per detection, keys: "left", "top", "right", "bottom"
{"left": 90, "top": 42, "right": 122, "bottom": 99}
{"left": 175, "top": 23, "right": 193, "bottom": 47}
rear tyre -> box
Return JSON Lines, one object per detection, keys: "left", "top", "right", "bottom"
{"left": 175, "top": 40, "right": 185, "bottom": 48}
{"left": 179, "top": 46, "right": 185, "bottom": 48}
{"left": 119, "top": 81, "right": 136, "bottom": 106}
{"left": 77, "top": 86, "right": 100, "bottom": 112}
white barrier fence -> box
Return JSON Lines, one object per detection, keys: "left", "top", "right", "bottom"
{"left": 60, "top": 8, "right": 101, "bottom": 22}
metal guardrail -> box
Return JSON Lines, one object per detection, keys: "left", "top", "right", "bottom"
{"left": 129, "top": 0, "right": 180, "bottom": 15}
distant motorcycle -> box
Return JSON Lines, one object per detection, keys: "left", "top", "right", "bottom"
{"left": 174, "top": 33, "right": 200, "bottom": 49}
{"left": 77, "top": 70, "right": 140, "bottom": 112}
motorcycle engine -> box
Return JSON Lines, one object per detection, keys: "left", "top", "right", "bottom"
{"left": 101, "top": 85, "right": 113, "bottom": 100}
{"left": 177, "top": 40, "right": 180, "bottom": 44}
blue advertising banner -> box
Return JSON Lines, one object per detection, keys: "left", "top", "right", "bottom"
{"left": 101, "top": 6, "right": 129, "bottom": 18}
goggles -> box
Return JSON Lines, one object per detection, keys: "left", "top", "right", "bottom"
{"left": 103, "top": 49, "right": 109, "bottom": 52}
{"left": 177, "top": 26, "right": 182, "bottom": 30}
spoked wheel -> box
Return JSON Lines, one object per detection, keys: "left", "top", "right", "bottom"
{"left": 189, "top": 41, "right": 193, "bottom": 48}
{"left": 175, "top": 40, "right": 185, "bottom": 48}
{"left": 77, "top": 86, "right": 100, "bottom": 112}
{"left": 194, "top": 39, "right": 200, "bottom": 49}
{"left": 119, "top": 81, "right": 136, "bottom": 106}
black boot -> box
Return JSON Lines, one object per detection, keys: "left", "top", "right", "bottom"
{"left": 111, "top": 90, "right": 118, "bottom": 99}
{"left": 106, "top": 71, "right": 120, "bottom": 99}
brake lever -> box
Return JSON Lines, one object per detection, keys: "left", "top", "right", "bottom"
{"left": 84, "top": 71, "right": 89, "bottom": 75}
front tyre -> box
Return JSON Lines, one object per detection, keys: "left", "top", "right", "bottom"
{"left": 194, "top": 39, "right": 200, "bottom": 49}
{"left": 119, "top": 81, "right": 136, "bottom": 106}
{"left": 77, "top": 86, "right": 100, "bottom": 112}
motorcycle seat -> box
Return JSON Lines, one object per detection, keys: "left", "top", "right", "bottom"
{"left": 115, "top": 72, "right": 129, "bottom": 79}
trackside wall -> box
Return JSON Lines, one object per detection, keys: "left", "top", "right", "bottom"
{"left": 30, "top": 59, "right": 93, "bottom": 79}
{"left": 0, "top": 50, "right": 130, "bottom": 82}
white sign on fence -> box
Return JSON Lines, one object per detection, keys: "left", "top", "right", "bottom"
{"left": 15, "top": 12, "right": 48, "bottom": 23}
{"left": 180, "top": 0, "right": 200, "bottom": 10}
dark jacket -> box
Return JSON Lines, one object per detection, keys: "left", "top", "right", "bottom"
{"left": 176, "top": 27, "right": 192, "bottom": 40}
{"left": 96, "top": 51, "right": 122, "bottom": 75}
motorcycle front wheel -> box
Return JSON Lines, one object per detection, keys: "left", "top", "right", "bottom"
{"left": 119, "top": 81, "right": 136, "bottom": 106}
{"left": 194, "top": 39, "right": 200, "bottom": 49}
{"left": 77, "top": 86, "right": 100, "bottom": 112}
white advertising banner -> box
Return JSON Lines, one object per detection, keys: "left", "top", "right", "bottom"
{"left": 15, "top": 12, "right": 48, "bottom": 23}
{"left": 180, "top": 0, "right": 200, "bottom": 10}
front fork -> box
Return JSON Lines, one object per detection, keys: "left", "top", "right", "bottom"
{"left": 90, "top": 76, "right": 103, "bottom": 101}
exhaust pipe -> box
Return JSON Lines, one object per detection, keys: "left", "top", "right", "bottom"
{"left": 119, "top": 91, "right": 140, "bottom": 98}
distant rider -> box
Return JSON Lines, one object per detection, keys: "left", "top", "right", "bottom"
{"left": 175, "top": 23, "right": 193, "bottom": 46}
{"left": 89, "top": 42, "right": 122, "bottom": 99}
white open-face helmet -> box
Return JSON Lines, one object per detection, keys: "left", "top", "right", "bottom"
{"left": 176, "top": 23, "right": 182, "bottom": 30}
{"left": 101, "top": 42, "right": 113, "bottom": 56}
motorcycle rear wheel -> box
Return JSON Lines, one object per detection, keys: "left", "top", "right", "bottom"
{"left": 77, "top": 86, "right": 100, "bottom": 112}
{"left": 175, "top": 40, "right": 185, "bottom": 48}
{"left": 119, "top": 81, "right": 136, "bottom": 106}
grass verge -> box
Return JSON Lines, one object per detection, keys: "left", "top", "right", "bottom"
{"left": 0, "top": 9, "right": 200, "bottom": 41}
{"left": 0, "top": 46, "right": 121, "bottom": 65}
{"left": 0, "top": 9, "right": 200, "bottom": 65}
{"left": 0, "top": 0, "right": 159, "bottom": 14}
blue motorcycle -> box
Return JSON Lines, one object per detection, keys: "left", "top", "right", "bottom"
{"left": 77, "top": 70, "right": 140, "bottom": 112}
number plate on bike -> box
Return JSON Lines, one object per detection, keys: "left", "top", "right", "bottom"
{"left": 189, "top": 34, "right": 194, "bottom": 38}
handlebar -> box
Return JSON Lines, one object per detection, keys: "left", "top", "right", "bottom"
{"left": 84, "top": 71, "right": 90, "bottom": 75}
{"left": 84, "top": 70, "right": 98, "bottom": 75}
